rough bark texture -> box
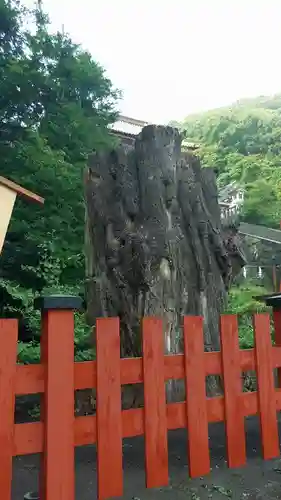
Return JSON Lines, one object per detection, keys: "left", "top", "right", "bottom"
{"left": 84, "top": 125, "right": 245, "bottom": 400}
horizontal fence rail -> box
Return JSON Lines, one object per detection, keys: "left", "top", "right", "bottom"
{"left": 1, "top": 299, "right": 281, "bottom": 499}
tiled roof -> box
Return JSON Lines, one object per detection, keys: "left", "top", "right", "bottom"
{"left": 109, "top": 116, "right": 199, "bottom": 150}
{"left": 218, "top": 182, "right": 244, "bottom": 202}
{"left": 109, "top": 115, "right": 150, "bottom": 137}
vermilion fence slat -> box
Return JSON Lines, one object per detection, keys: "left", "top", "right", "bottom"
{"left": 142, "top": 317, "right": 169, "bottom": 488}
{"left": 184, "top": 316, "right": 210, "bottom": 477}
{"left": 40, "top": 310, "right": 75, "bottom": 500}
{"left": 0, "top": 319, "right": 17, "bottom": 500}
{"left": 3, "top": 308, "right": 281, "bottom": 499}
{"left": 19, "top": 345, "right": 281, "bottom": 396}
{"left": 273, "top": 310, "right": 281, "bottom": 387}
{"left": 220, "top": 315, "right": 246, "bottom": 468}
{"left": 253, "top": 314, "right": 280, "bottom": 460}
{"left": 96, "top": 317, "right": 123, "bottom": 500}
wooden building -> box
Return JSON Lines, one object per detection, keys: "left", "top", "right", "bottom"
{"left": 109, "top": 115, "right": 149, "bottom": 152}
{"left": 110, "top": 115, "right": 199, "bottom": 152}
{"left": 0, "top": 176, "right": 44, "bottom": 255}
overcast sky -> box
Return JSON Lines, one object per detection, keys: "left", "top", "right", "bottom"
{"left": 24, "top": 0, "right": 281, "bottom": 124}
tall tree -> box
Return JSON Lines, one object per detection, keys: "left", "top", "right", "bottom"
{"left": 84, "top": 126, "right": 245, "bottom": 398}
{"left": 0, "top": 0, "right": 119, "bottom": 347}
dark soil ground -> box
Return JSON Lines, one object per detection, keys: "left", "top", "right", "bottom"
{"left": 12, "top": 416, "right": 281, "bottom": 500}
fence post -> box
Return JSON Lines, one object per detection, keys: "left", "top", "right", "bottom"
{"left": 96, "top": 317, "right": 123, "bottom": 500}
{"left": 253, "top": 314, "right": 279, "bottom": 460}
{"left": 0, "top": 319, "right": 18, "bottom": 500}
{"left": 273, "top": 307, "right": 281, "bottom": 387}
{"left": 220, "top": 315, "right": 246, "bottom": 468}
{"left": 183, "top": 316, "right": 210, "bottom": 477}
{"left": 253, "top": 293, "right": 281, "bottom": 387}
{"left": 142, "top": 317, "right": 168, "bottom": 488}
{"left": 34, "top": 295, "right": 82, "bottom": 500}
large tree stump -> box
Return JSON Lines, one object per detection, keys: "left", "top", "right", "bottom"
{"left": 84, "top": 125, "right": 245, "bottom": 401}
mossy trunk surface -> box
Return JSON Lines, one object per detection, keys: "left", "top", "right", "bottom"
{"left": 84, "top": 125, "right": 245, "bottom": 400}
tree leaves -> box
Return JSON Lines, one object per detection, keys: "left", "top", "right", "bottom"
{"left": 0, "top": 0, "right": 119, "bottom": 354}
{"left": 180, "top": 94, "right": 281, "bottom": 229}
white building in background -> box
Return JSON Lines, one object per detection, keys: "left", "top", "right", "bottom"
{"left": 218, "top": 182, "right": 244, "bottom": 219}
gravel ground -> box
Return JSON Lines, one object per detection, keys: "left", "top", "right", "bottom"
{"left": 12, "top": 416, "right": 281, "bottom": 500}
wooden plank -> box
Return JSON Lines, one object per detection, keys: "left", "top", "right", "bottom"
{"left": 272, "top": 346, "right": 281, "bottom": 368}
{"left": 15, "top": 347, "right": 265, "bottom": 396}
{"left": 0, "top": 185, "right": 16, "bottom": 254}
{"left": 40, "top": 310, "right": 75, "bottom": 500}
{"left": 39, "top": 318, "right": 47, "bottom": 500}
{"left": 0, "top": 319, "right": 18, "bottom": 499}
{"left": 16, "top": 364, "right": 44, "bottom": 395}
{"left": 142, "top": 317, "right": 169, "bottom": 488}
{"left": 254, "top": 314, "right": 280, "bottom": 459}
{"left": 184, "top": 316, "right": 210, "bottom": 477}
{"left": 13, "top": 390, "right": 265, "bottom": 456}
{"left": 96, "top": 317, "right": 123, "bottom": 499}
{"left": 220, "top": 315, "right": 246, "bottom": 468}
{"left": 0, "top": 176, "right": 44, "bottom": 204}
{"left": 273, "top": 310, "right": 281, "bottom": 387}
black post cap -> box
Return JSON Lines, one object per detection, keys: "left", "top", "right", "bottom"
{"left": 34, "top": 295, "right": 83, "bottom": 311}
{"left": 254, "top": 292, "right": 281, "bottom": 311}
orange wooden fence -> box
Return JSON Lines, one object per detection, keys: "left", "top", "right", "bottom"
{"left": 1, "top": 301, "right": 281, "bottom": 500}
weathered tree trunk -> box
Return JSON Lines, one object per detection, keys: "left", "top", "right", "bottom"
{"left": 84, "top": 125, "right": 245, "bottom": 401}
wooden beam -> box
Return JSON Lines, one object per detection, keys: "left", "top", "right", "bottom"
{"left": 0, "top": 186, "right": 17, "bottom": 254}
{"left": 239, "top": 222, "right": 281, "bottom": 245}
{"left": 0, "top": 177, "right": 44, "bottom": 205}
{"left": 0, "top": 177, "right": 44, "bottom": 255}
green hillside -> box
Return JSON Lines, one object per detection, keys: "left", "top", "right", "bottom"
{"left": 179, "top": 94, "right": 281, "bottom": 228}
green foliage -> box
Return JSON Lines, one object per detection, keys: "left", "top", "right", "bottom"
{"left": 17, "top": 311, "right": 94, "bottom": 364}
{"left": 17, "top": 341, "right": 41, "bottom": 364}
{"left": 0, "top": 0, "right": 119, "bottom": 361}
{"left": 180, "top": 94, "right": 281, "bottom": 228}
{"left": 225, "top": 283, "right": 270, "bottom": 348}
